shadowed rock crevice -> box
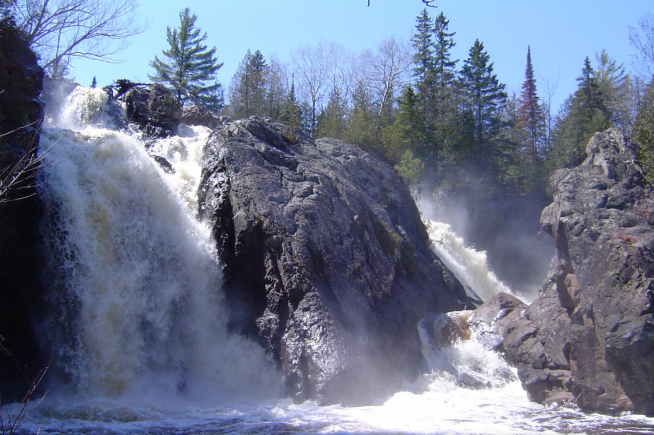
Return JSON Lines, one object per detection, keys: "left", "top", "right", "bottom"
{"left": 198, "top": 116, "right": 469, "bottom": 404}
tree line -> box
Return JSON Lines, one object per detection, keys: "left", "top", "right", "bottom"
{"left": 179, "top": 7, "right": 651, "bottom": 198}
{"left": 152, "top": 7, "right": 654, "bottom": 198}
{"left": 3, "top": 1, "right": 654, "bottom": 197}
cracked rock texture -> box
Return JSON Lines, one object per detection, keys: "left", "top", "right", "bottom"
{"left": 198, "top": 117, "right": 469, "bottom": 405}
{"left": 504, "top": 129, "right": 654, "bottom": 415}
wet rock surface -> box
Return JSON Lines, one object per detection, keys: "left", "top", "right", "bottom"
{"left": 504, "top": 129, "right": 654, "bottom": 415}
{"left": 198, "top": 117, "right": 469, "bottom": 405}
{"left": 468, "top": 292, "right": 525, "bottom": 352}
{"left": 124, "top": 84, "right": 182, "bottom": 137}
{"left": 181, "top": 105, "right": 225, "bottom": 130}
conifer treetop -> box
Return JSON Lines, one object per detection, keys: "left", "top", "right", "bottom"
{"left": 149, "top": 7, "right": 223, "bottom": 107}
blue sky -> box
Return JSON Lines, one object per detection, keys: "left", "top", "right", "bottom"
{"left": 70, "top": 0, "right": 652, "bottom": 114}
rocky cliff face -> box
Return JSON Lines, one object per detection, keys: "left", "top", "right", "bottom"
{"left": 504, "top": 129, "right": 654, "bottom": 415}
{"left": 198, "top": 117, "right": 470, "bottom": 404}
{"left": 0, "top": 22, "right": 45, "bottom": 398}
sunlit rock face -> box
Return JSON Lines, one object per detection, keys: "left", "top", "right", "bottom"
{"left": 504, "top": 129, "right": 654, "bottom": 415}
{"left": 198, "top": 116, "right": 470, "bottom": 405}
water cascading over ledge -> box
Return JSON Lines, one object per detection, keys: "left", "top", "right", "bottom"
{"left": 37, "top": 86, "right": 280, "bottom": 402}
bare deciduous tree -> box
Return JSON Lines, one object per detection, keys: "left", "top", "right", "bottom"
{"left": 629, "top": 12, "right": 654, "bottom": 80}
{"left": 538, "top": 67, "right": 559, "bottom": 151}
{"left": 292, "top": 40, "right": 333, "bottom": 136}
{"left": 365, "top": 37, "right": 412, "bottom": 128}
{"left": 13, "top": 0, "right": 145, "bottom": 78}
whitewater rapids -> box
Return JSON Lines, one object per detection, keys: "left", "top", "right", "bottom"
{"left": 9, "top": 85, "right": 654, "bottom": 434}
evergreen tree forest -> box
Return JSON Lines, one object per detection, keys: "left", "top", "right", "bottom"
{"left": 218, "top": 8, "right": 653, "bottom": 199}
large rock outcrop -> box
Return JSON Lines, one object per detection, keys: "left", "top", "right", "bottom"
{"left": 504, "top": 129, "right": 654, "bottom": 415}
{"left": 198, "top": 117, "right": 470, "bottom": 404}
{"left": 0, "top": 22, "right": 45, "bottom": 399}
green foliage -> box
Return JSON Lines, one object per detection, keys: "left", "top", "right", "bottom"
{"left": 280, "top": 79, "right": 303, "bottom": 142}
{"left": 315, "top": 87, "right": 347, "bottom": 140}
{"left": 458, "top": 39, "right": 508, "bottom": 176}
{"left": 343, "top": 81, "right": 377, "bottom": 149}
{"left": 395, "top": 150, "right": 424, "bottom": 186}
{"left": 547, "top": 57, "right": 610, "bottom": 173}
{"left": 149, "top": 8, "right": 223, "bottom": 108}
{"left": 229, "top": 50, "right": 266, "bottom": 118}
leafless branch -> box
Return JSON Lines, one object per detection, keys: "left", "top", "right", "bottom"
{"left": 0, "top": 337, "right": 52, "bottom": 435}
{"left": 13, "top": 0, "right": 146, "bottom": 78}
{"left": 629, "top": 13, "right": 654, "bottom": 80}
{"left": 0, "top": 123, "right": 63, "bottom": 204}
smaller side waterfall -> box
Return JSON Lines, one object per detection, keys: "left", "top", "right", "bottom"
{"left": 425, "top": 219, "right": 514, "bottom": 302}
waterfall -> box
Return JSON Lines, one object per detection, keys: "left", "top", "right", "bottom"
{"left": 15, "top": 85, "right": 654, "bottom": 435}
{"left": 425, "top": 219, "right": 515, "bottom": 303}
{"left": 37, "top": 87, "right": 280, "bottom": 403}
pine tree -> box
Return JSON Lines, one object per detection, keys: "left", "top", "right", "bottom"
{"left": 547, "top": 58, "right": 610, "bottom": 171}
{"left": 411, "top": 9, "right": 435, "bottom": 94}
{"left": 228, "top": 49, "right": 269, "bottom": 119}
{"left": 594, "top": 49, "right": 634, "bottom": 132}
{"left": 410, "top": 8, "right": 436, "bottom": 142}
{"left": 576, "top": 57, "right": 605, "bottom": 124}
{"left": 315, "top": 86, "right": 347, "bottom": 139}
{"left": 432, "top": 12, "right": 457, "bottom": 91}
{"left": 344, "top": 80, "right": 376, "bottom": 148}
{"left": 458, "top": 40, "right": 508, "bottom": 156}
{"left": 381, "top": 85, "right": 427, "bottom": 165}
{"left": 280, "top": 77, "right": 303, "bottom": 140}
{"left": 517, "top": 46, "right": 545, "bottom": 166}
{"left": 430, "top": 11, "right": 459, "bottom": 164}
{"left": 149, "top": 8, "right": 223, "bottom": 107}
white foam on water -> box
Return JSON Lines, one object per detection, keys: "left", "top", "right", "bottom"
{"left": 37, "top": 87, "right": 280, "bottom": 405}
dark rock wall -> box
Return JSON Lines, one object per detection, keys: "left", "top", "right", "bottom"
{"left": 199, "top": 117, "right": 469, "bottom": 405}
{"left": 504, "top": 129, "right": 654, "bottom": 415}
{"left": 0, "top": 22, "right": 45, "bottom": 399}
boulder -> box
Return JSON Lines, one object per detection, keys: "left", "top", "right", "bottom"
{"left": 181, "top": 105, "right": 226, "bottom": 130}
{"left": 124, "top": 84, "right": 182, "bottom": 137}
{"left": 504, "top": 129, "right": 654, "bottom": 415}
{"left": 198, "top": 117, "right": 470, "bottom": 405}
{"left": 468, "top": 292, "right": 525, "bottom": 352}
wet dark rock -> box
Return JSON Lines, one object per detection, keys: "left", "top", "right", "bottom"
{"left": 504, "top": 129, "right": 654, "bottom": 415}
{"left": 151, "top": 155, "right": 175, "bottom": 174}
{"left": 181, "top": 105, "right": 226, "bottom": 130}
{"left": 468, "top": 292, "right": 525, "bottom": 352}
{"left": 198, "top": 116, "right": 469, "bottom": 405}
{"left": 124, "top": 84, "right": 182, "bottom": 137}
{"left": 0, "top": 23, "right": 46, "bottom": 399}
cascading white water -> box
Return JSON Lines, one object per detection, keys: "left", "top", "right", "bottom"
{"left": 37, "top": 87, "right": 280, "bottom": 403}
{"left": 426, "top": 219, "right": 515, "bottom": 302}
{"left": 16, "top": 85, "right": 654, "bottom": 434}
